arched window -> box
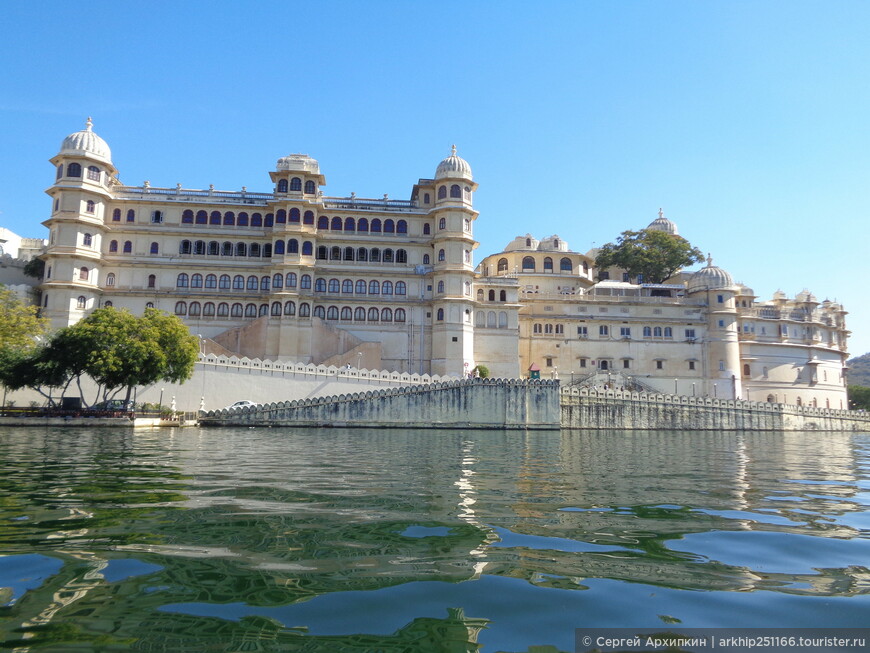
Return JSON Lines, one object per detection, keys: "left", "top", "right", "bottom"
{"left": 85, "top": 200, "right": 95, "bottom": 213}
{"left": 112, "top": 208, "right": 121, "bottom": 222}
{"left": 231, "top": 303, "right": 243, "bottom": 317}
{"left": 176, "top": 273, "right": 189, "bottom": 288}
{"left": 108, "top": 239, "right": 118, "bottom": 253}
{"left": 326, "top": 306, "right": 339, "bottom": 320}
{"left": 543, "top": 257, "right": 553, "bottom": 272}
{"left": 497, "top": 258, "right": 508, "bottom": 274}
{"left": 223, "top": 211, "right": 235, "bottom": 225}
{"left": 382, "top": 281, "right": 393, "bottom": 295}
{"left": 395, "top": 308, "right": 406, "bottom": 322}
{"left": 271, "top": 302, "right": 282, "bottom": 316}
{"left": 313, "top": 306, "right": 325, "bottom": 318}
{"left": 299, "top": 303, "right": 310, "bottom": 317}
{"left": 357, "top": 247, "right": 368, "bottom": 261}
{"left": 290, "top": 177, "right": 302, "bottom": 191}
{"left": 273, "top": 273, "right": 283, "bottom": 289}
{"left": 145, "top": 302, "right": 153, "bottom": 309}
{"left": 437, "top": 280, "right": 445, "bottom": 293}
{"left": 344, "top": 217, "right": 355, "bottom": 231}
{"left": 219, "top": 274, "right": 231, "bottom": 289}
{"left": 356, "top": 280, "right": 367, "bottom": 294}
{"left": 488, "top": 289, "right": 495, "bottom": 301}
{"left": 210, "top": 211, "right": 221, "bottom": 225}
{"left": 370, "top": 248, "right": 381, "bottom": 262}
{"left": 286, "top": 272, "right": 297, "bottom": 288}
{"left": 664, "top": 327, "right": 673, "bottom": 338}
{"left": 217, "top": 302, "right": 229, "bottom": 317}
{"left": 178, "top": 240, "right": 190, "bottom": 255}
{"left": 315, "top": 278, "right": 327, "bottom": 292}
{"left": 106, "top": 272, "right": 116, "bottom": 286}
{"left": 369, "top": 280, "right": 380, "bottom": 294}
{"left": 194, "top": 241, "right": 205, "bottom": 255}
{"left": 368, "top": 307, "right": 380, "bottom": 321}
{"left": 522, "top": 256, "right": 535, "bottom": 271}
{"left": 439, "top": 218, "right": 446, "bottom": 230}
{"left": 284, "top": 301, "right": 296, "bottom": 316}
{"left": 249, "top": 243, "right": 261, "bottom": 257}
{"left": 235, "top": 242, "right": 247, "bottom": 257}
{"left": 395, "top": 281, "right": 406, "bottom": 295}
{"left": 437, "top": 186, "right": 446, "bottom": 199}
{"left": 189, "top": 302, "right": 201, "bottom": 316}
{"left": 56, "top": 164, "right": 64, "bottom": 179}
{"left": 397, "top": 220, "right": 407, "bottom": 234}
{"left": 384, "top": 219, "right": 395, "bottom": 233}
{"left": 318, "top": 216, "right": 329, "bottom": 230}
{"left": 477, "top": 289, "right": 485, "bottom": 301}
{"left": 344, "top": 246, "right": 355, "bottom": 261}
{"left": 423, "top": 254, "right": 430, "bottom": 264}
{"left": 437, "top": 308, "right": 444, "bottom": 321}
{"left": 221, "top": 241, "right": 233, "bottom": 256}
{"left": 342, "top": 279, "right": 353, "bottom": 294}
{"left": 464, "top": 281, "right": 472, "bottom": 296}
{"left": 258, "top": 276, "right": 269, "bottom": 291}
{"left": 203, "top": 302, "right": 216, "bottom": 317}
{"left": 264, "top": 213, "right": 273, "bottom": 227}
{"left": 396, "top": 249, "right": 407, "bottom": 263}
{"left": 423, "top": 223, "right": 431, "bottom": 235}
{"left": 79, "top": 266, "right": 89, "bottom": 281}
{"left": 289, "top": 208, "right": 300, "bottom": 223}
{"left": 331, "top": 246, "right": 341, "bottom": 260}
{"left": 247, "top": 275, "right": 258, "bottom": 290}
{"left": 301, "top": 241, "right": 313, "bottom": 256}
{"left": 300, "top": 274, "right": 312, "bottom": 289}
{"left": 464, "top": 218, "right": 471, "bottom": 231}
{"left": 304, "top": 180, "right": 315, "bottom": 194}
{"left": 303, "top": 210, "right": 314, "bottom": 224}
{"left": 654, "top": 327, "right": 662, "bottom": 337}
{"left": 208, "top": 241, "right": 219, "bottom": 256}
{"left": 195, "top": 210, "right": 207, "bottom": 224}
{"left": 205, "top": 274, "right": 217, "bottom": 289}
{"left": 87, "top": 165, "right": 100, "bottom": 181}
{"left": 450, "top": 184, "right": 461, "bottom": 198}
{"left": 277, "top": 179, "right": 288, "bottom": 193}
{"left": 643, "top": 326, "right": 652, "bottom": 337}
{"left": 464, "top": 250, "right": 471, "bottom": 263}
{"left": 191, "top": 273, "right": 203, "bottom": 288}
{"left": 438, "top": 249, "right": 445, "bottom": 262}
{"left": 245, "top": 303, "right": 257, "bottom": 317}
{"left": 276, "top": 209, "right": 286, "bottom": 223}
{"left": 259, "top": 304, "right": 269, "bottom": 316}
{"left": 274, "top": 240, "right": 285, "bottom": 255}
{"left": 560, "top": 257, "right": 572, "bottom": 272}
{"left": 500, "top": 290, "right": 507, "bottom": 301}
{"left": 82, "top": 233, "right": 93, "bottom": 247}
{"left": 355, "top": 307, "right": 366, "bottom": 321}
{"left": 174, "top": 301, "right": 187, "bottom": 315}
{"left": 233, "top": 275, "right": 244, "bottom": 290}
{"left": 150, "top": 242, "right": 159, "bottom": 255}
{"left": 251, "top": 213, "right": 263, "bottom": 227}
{"left": 328, "top": 278, "right": 340, "bottom": 293}
{"left": 123, "top": 241, "right": 132, "bottom": 253}
{"left": 371, "top": 219, "right": 382, "bottom": 233}
{"left": 381, "top": 308, "right": 393, "bottom": 322}
{"left": 331, "top": 216, "right": 343, "bottom": 231}
{"left": 287, "top": 239, "right": 299, "bottom": 254}
{"left": 358, "top": 218, "right": 369, "bottom": 232}
{"left": 68, "top": 162, "right": 82, "bottom": 177}
{"left": 238, "top": 212, "right": 249, "bottom": 226}
{"left": 263, "top": 244, "right": 272, "bottom": 258}
{"left": 489, "top": 312, "right": 497, "bottom": 328}
{"left": 76, "top": 295, "right": 87, "bottom": 309}
{"left": 182, "top": 209, "right": 194, "bottom": 223}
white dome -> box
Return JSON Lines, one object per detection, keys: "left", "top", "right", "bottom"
{"left": 505, "top": 234, "right": 539, "bottom": 251}
{"left": 538, "top": 235, "right": 569, "bottom": 252}
{"left": 647, "top": 208, "right": 679, "bottom": 235}
{"left": 59, "top": 118, "right": 112, "bottom": 164}
{"left": 435, "top": 145, "right": 472, "bottom": 180}
{"left": 687, "top": 258, "right": 734, "bottom": 293}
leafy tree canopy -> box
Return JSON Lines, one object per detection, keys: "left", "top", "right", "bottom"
{"left": 594, "top": 229, "right": 705, "bottom": 284}
{"left": 848, "top": 385, "right": 870, "bottom": 411}
{"left": 0, "top": 285, "right": 47, "bottom": 352}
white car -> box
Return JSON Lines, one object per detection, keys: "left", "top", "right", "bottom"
{"left": 225, "top": 400, "right": 257, "bottom": 410}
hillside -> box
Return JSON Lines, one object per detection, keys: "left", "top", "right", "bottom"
{"left": 848, "top": 352, "right": 870, "bottom": 387}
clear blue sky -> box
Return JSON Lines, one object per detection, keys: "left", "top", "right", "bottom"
{"left": 2, "top": 1, "right": 868, "bottom": 355}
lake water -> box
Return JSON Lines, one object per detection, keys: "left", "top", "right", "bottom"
{"left": 1, "top": 426, "right": 869, "bottom": 652}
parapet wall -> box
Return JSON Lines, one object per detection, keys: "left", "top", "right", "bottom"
{"left": 561, "top": 387, "right": 870, "bottom": 431}
{"left": 203, "top": 378, "right": 561, "bottom": 429}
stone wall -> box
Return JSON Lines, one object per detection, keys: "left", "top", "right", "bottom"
{"left": 561, "top": 387, "right": 870, "bottom": 431}
{"left": 202, "top": 378, "right": 561, "bottom": 429}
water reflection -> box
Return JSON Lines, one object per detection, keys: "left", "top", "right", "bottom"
{"left": 0, "top": 426, "right": 868, "bottom": 651}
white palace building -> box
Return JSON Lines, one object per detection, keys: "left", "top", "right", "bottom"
{"left": 36, "top": 119, "right": 850, "bottom": 407}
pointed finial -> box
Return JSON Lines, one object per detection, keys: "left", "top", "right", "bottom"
{"left": 658, "top": 208, "right": 664, "bottom": 219}
{"left": 451, "top": 144, "right": 457, "bottom": 156}
{"left": 706, "top": 253, "right": 713, "bottom": 267}
{"left": 86, "top": 117, "right": 93, "bottom": 131}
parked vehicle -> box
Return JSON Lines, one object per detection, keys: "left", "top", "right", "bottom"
{"left": 225, "top": 400, "right": 257, "bottom": 410}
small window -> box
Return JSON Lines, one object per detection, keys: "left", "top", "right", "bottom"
{"left": 174, "top": 301, "right": 187, "bottom": 315}
{"left": 126, "top": 209, "right": 135, "bottom": 222}
{"left": 277, "top": 179, "right": 288, "bottom": 193}
{"left": 191, "top": 274, "right": 203, "bottom": 288}
{"left": 688, "top": 361, "right": 696, "bottom": 370}
{"left": 305, "top": 180, "right": 316, "bottom": 194}
{"left": 78, "top": 266, "right": 90, "bottom": 281}
{"left": 438, "top": 186, "right": 447, "bottom": 199}
{"left": 450, "top": 184, "right": 461, "bottom": 198}
{"left": 68, "top": 162, "right": 82, "bottom": 177}
{"left": 439, "top": 218, "right": 446, "bottom": 230}
{"left": 106, "top": 272, "right": 115, "bottom": 286}
{"left": 656, "top": 360, "right": 664, "bottom": 370}
{"left": 623, "top": 359, "right": 631, "bottom": 369}
{"left": 82, "top": 233, "right": 93, "bottom": 247}
{"left": 87, "top": 166, "right": 100, "bottom": 181}
{"left": 85, "top": 200, "right": 95, "bottom": 213}
{"left": 438, "top": 249, "right": 446, "bottom": 262}
{"left": 150, "top": 242, "right": 159, "bottom": 255}
{"left": 599, "top": 325, "right": 609, "bottom": 336}
{"left": 112, "top": 208, "right": 121, "bottom": 222}
{"left": 148, "top": 274, "right": 156, "bottom": 289}
{"left": 123, "top": 241, "right": 132, "bottom": 253}
{"left": 151, "top": 210, "right": 163, "bottom": 224}
{"left": 290, "top": 177, "right": 302, "bottom": 191}
{"left": 423, "top": 223, "right": 431, "bottom": 235}
{"left": 76, "top": 295, "right": 87, "bottom": 309}
{"left": 437, "top": 308, "right": 444, "bottom": 321}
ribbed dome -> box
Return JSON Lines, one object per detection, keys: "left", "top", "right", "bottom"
{"left": 647, "top": 208, "right": 679, "bottom": 235}
{"left": 687, "top": 258, "right": 734, "bottom": 293}
{"left": 59, "top": 118, "right": 112, "bottom": 164}
{"left": 435, "top": 145, "right": 472, "bottom": 180}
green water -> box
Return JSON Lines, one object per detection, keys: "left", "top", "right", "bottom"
{"left": 1, "top": 426, "right": 868, "bottom": 652}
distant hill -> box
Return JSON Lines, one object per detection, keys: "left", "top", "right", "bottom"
{"left": 848, "top": 352, "right": 870, "bottom": 387}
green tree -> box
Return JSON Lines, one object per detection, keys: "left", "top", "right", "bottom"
{"left": 594, "top": 229, "right": 705, "bottom": 284}
{"left": 0, "top": 285, "right": 47, "bottom": 351}
{"left": 848, "top": 385, "right": 870, "bottom": 411}
{"left": 23, "top": 257, "right": 45, "bottom": 280}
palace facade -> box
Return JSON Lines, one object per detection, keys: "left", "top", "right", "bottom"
{"left": 38, "top": 120, "right": 850, "bottom": 407}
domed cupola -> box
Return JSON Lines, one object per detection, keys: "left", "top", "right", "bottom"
{"left": 435, "top": 145, "right": 473, "bottom": 181}
{"left": 687, "top": 257, "right": 734, "bottom": 294}
{"left": 59, "top": 117, "right": 112, "bottom": 165}
{"left": 647, "top": 208, "right": 679, "bottom": 236}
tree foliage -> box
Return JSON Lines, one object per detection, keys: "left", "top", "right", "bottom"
{"left": 594, "top": 229, "right": 705, "bottom": 284}
{"left": 0, "top": 285, "right": 47, "bottom": 351}
{"left": 2, "top": 307, "right": 199, "bottom": 406}
{"left": 848, "top": 385, "right": 870, "bottom": 411}
{"left": 23, "top": 257, "right": 45, "bottom": 279}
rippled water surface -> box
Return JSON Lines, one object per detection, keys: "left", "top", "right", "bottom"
{"left": 1, "top": 426, "right": 869, "bottom": 651}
